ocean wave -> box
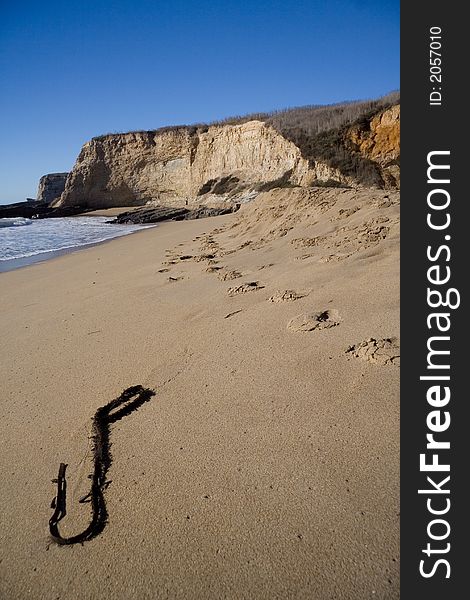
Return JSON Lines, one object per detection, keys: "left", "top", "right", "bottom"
{"left": 0, "top": 216, "right": 156, "bottom": 263}
{"left": 0, "top": 217, "right": 33, "bottom": 228}
{"left": 0, "top": 231, "right": 136, "bottom": 261}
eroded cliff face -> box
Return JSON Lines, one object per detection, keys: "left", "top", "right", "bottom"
{"left": 54, "top": 106, "right": 400, "bottom": 209}
{"left": 347, "top": 105, "right": 400, "bottom": 188}
{"left": 55, "top": 122, "right": 311, "bottom": 208}
{"left": 37, "top": 172, "right": 69, "bottom": 204}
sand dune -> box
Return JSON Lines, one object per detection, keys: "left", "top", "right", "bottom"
{"left": 0, "top": 187, "right": 399, "bottom": 599}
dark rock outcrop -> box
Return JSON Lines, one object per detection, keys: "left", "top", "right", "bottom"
{"left": 34, "top": 205, "right": 92, "bottom": 219}
{"left": 0, "top": 200, "right": 50, "bottom": 219}
{"left": 113, "top": 206, "right": 190, "bottom": 224}
{"left": 112, "top": 203, "right": 240, "bottom": 224}
{"left": 175, "top": 204, "right": 241, "bottom": 221}
{"left": 0, "top": 200, "right": 89, "bottom": 220}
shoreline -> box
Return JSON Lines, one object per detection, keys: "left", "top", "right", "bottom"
{"left": 0, "top": 218, "right": 156, "bottom": 273}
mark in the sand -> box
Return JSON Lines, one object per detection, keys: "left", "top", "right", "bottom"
{"left": 258, "top": 264, "right": 274, "bottom": 270}
{"left": 199, "top": 238, "right": 219, "bottom": 250}
{"left": 158, "top": 268, "right": 170, "bottom": 273}
{"left": 86, "top": 330, "right": 102, "bottom": 336}
{"left": 318, "top": 253, "right": 352, "bottom": 263}
{"left": 206, "top": 266, "right": 223, "bottom": 273}
{"left": 178, "top": 255, "right": 193, "bottom": 261}
{"left": 291, "top": 237, "right": 319, "bottom": 249}
{"left": 224, "top": 309, "right": 243, "bottom": 319}
{"left": 194, "top": 254, "right": 215, "bottom": 262}
{"left": 227, "top": 282, "right": 264, "bottom": 296}
{"left": 294, "top": 253, "right": 315, "bottom": 261}
{"left": 168, "top": 276, "right": 184, "bottom": 282}
{"left": 287, "top": 309, "right": 341, "bottom": 332}
{"left": 331, "top": 206, "right": 360, "bottom": 221}
{"left": 218, "top": 269, "right": 242, "bottom": 281}
{"left": 269, "top": 290, "right": 306, "bottom": 303}
{"left": 49, "top": 385, "right": 155, "bottom": 545}
{"left": 345, "top": 337, "right": 400, "bottom": 365}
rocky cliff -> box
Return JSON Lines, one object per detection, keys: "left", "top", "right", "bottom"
{"left": 347, "top": 104, "right": 400, "bottom": 188}
{"left": 37, "top": 172, "right": 69, "bottom": 204}
{"left": 53, "top": 102, "right": 400, "bottom": 210}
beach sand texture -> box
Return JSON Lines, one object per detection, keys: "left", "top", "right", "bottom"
{"left": 0, "top": 187, "right": 399, "bottom": 599}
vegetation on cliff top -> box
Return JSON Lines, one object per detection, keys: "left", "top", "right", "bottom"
{"left": 95, "top": 91, "right": 398, "bottom": 139}
{"left": 93, "top": 91, "right": 399, "bottom": 187}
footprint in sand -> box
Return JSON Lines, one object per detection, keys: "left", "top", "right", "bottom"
{"left": 291, "top": 237, "right": 320, "bottom": 249}
{"left": 287, "top": 309, "right": 341, "bottom": 332}
{"left": 158, "top": 268, "right": 170, "bottom": 273}
{"left": 331, "top": 206, "right": 360, "bottom": 221}
{"left": 318, "top": 253, "right": 352, "bottom": 263}
{"left": 194, "top": 253, "right": 216, "bottom": 262}
{"left": 218, "top": 270, "right": 242, "bottom": 281}
{"left": 345, "top": 337, "right": 400, "bottom": 366}
{"left": 200, "top": 243, "right": 219, "bottom": 252}
{"left": 356, "top": 221, "right": 390, "bottom": 246}
{"left": 269, "top": 290, "right": 306, "bottom": 303}
{"left": 168, "top": 276, "right": 184, "bottom": 283}
{"left": 206, "top": 266, "right": 223, "bottom": 273}
{"left": 294, "top": 254, "right": 315, "bottom": 261}
{"left": 227, "top": 282, "right": 264, "bottom": 297}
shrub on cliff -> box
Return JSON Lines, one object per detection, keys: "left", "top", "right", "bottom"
{"left": 92, "top": 91, "right": 399, "bottom": 188}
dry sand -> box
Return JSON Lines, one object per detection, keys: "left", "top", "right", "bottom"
{"left": 0, "top": 187, "right": 399, "bottom": 599}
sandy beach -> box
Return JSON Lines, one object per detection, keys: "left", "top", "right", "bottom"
{"left": 0, "top": 187, "right": 399, "bottom": 599}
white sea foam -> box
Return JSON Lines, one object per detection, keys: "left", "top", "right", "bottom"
{"left": 0, "top": 217, "right": 33, "bottom": 228}
{"left": 0, "top": 216, "right": 154, "bottom": 262}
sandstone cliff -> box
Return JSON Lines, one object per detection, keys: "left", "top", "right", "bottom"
{"left": 37, "top": 173, "right": 68, "bottom": 204}
{"left": 53, "top": 101, "right": 400, "bottom": 210}
{"left": 347, "top": 104, "right": 400, "bottom": 188}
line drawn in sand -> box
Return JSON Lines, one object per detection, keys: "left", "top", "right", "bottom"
{"left": 49, "top": 385, "right": 155, "bottom": 545}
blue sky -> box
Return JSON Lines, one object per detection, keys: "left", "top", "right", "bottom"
{"left": 0, "top": 0, "right": 399, "bottom": 204}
